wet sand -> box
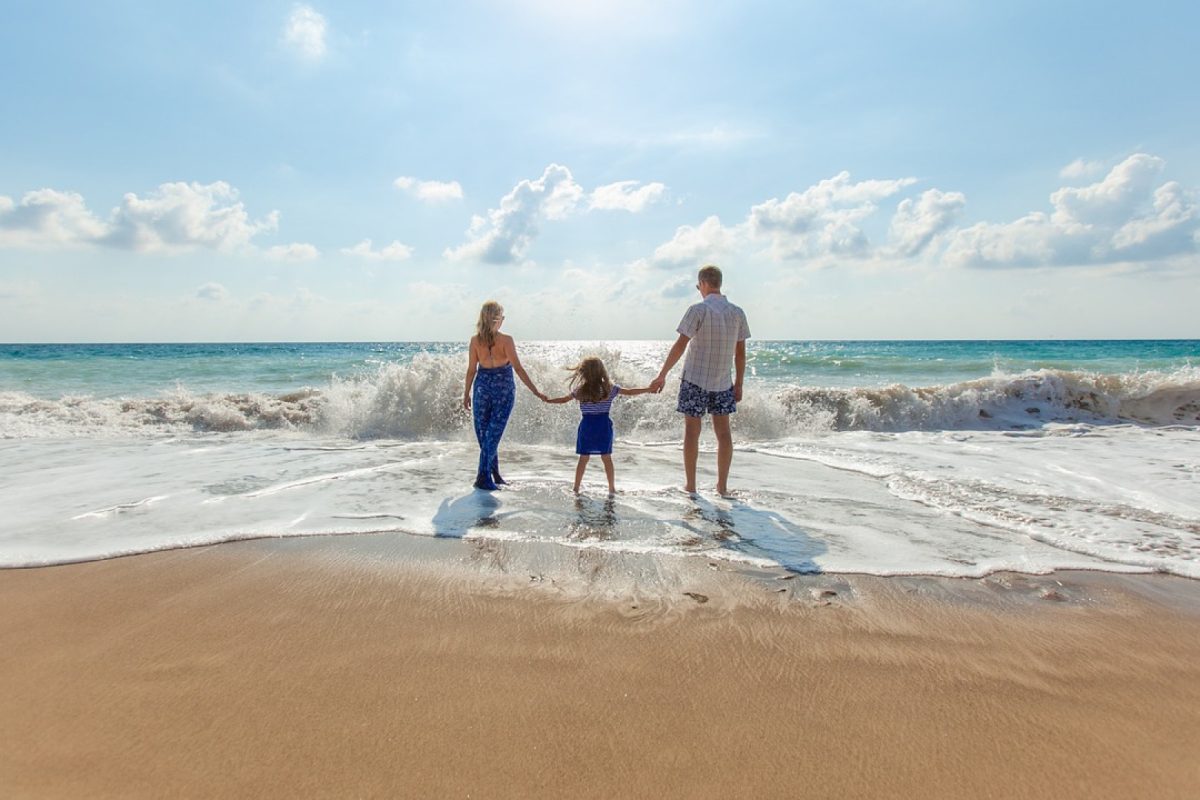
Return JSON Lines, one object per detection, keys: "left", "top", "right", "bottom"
{"left": 3, "top": 536, "right": 1199, "bottom": 799}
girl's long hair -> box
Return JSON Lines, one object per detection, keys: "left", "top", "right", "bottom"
{"left": 567, "top": 357, "right": 611, "bottom": 404}
{"left": 475, "top": 301, "right": 502, "bottom": 349}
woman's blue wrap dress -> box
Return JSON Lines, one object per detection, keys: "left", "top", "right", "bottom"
{"left": 472, "top": 364, "right": 514, "bottom": 490}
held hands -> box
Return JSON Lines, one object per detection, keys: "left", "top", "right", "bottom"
{"left": 521, "top": 384, "right": 677, "bottom": 403}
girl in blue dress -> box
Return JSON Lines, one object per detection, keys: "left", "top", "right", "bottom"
{"left": 544, "top": 357, "right": 652, "bottom": 494}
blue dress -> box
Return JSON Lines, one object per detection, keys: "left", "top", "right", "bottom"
{"left": 472, "top": 364, "right": 514, "bottom": 490}
{"left": 575, "top": 385, "right": 619, "bottom": 456}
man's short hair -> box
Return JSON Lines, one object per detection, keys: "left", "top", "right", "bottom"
{"left": 698, "top": 265, "right": 723, "bottom": 289}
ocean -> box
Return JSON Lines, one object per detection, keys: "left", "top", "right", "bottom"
{"left": 1, "top": 340, "right": 1198, "bottom": 580}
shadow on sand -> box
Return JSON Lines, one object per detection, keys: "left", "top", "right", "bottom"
{"left": 679, "top": 494, "right": 826, "bottom": 574}
{"left": 431, "top": 490, "right": 512, "bottom": 539}
{"left": 429, "top": 487, "right": 824, "bottom": 576}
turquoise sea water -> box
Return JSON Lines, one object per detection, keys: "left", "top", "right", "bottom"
{"left": 2, "top": 340, "right": 1197, "bottom": 398}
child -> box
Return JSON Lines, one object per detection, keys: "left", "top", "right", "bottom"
{"left": 543, "top": 357, "right": 652, "bottom": 494}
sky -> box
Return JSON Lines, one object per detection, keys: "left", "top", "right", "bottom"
{"left": 1, "top": 0, "right": 1198, "bottom": 342}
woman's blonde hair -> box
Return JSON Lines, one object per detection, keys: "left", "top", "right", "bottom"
{"left": 475, "top": 301, "right": 503, "bottom": 349}
{"left": 568, "top": 357, "right": 611, "bottom": 404}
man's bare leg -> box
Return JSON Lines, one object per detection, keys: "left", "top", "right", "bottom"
{"left": 712, "top": 414, "right": 733, "bottom": 495}
{"left": 683, "top": 416, "right": 702, "bottom": 494}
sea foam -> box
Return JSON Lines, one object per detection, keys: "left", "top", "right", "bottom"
{"left": 2, "top": 353, "right": 1197, "bottom": 440}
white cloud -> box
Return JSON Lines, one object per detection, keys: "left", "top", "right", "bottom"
{"left": 196, "top": 282, "right": 229, "bottom": 302}
{"left": 341, "top": 238, "right": 414, "bottom": 261}
{"left": 943, "top": 212, "right": 1060, "bottom": 268}
{"left": 445, "top": 163, "right": 584, "bottom": 264}
{"left": 444, "top": 165, "right": 669, "bottom": 263}
{"left": 946, "top": 154, "right": 1199, "bottom": 268}
{"left": 1110, "top": 181, "right": 1198, "bottom": 259}
{"left": 649, "top": 215, "right": 741, "bottom": 268}
{"left": 638, "top": 156, "right": 1197, "bottom": 272}
{"left": 394, "top": 176, "right": 464, "bottom": 203}
{"left": 283, "top": 5, "right": 328, "bottom": 61}
{"left": 103, "top": 181, "right": 279, "bottom": 253}
{"left": 1, "top": 181, "right": 283, "bottom": 255}
{"left": 265, "top": 242, "right": 320, "bottom": 261}
{"left": 1060, "top": 158, "right": 1105, "bottom": 180}
{"left": 0, "top": 189, "right": 106, "bottom": 248}
{"left": 888, "top": 188, "right": 966, "bottom": 257}
{"left": 1050, "top": 153, "right": 1165, "bottom": 227}
{"left": 660, "top": 276, "right": 695, "bottom": 298}
{"left": 749, "top": 172, "right": 918, "bottom": 259}
{"left": 589, "top": 180, "right": 666, "bottom": 212}
{"left": 641, "top": 171, "right": 956, "bottom": 270}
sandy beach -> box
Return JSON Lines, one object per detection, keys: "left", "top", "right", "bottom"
{"left": 3, "top": 535, "right": 1199, "bottom": 799}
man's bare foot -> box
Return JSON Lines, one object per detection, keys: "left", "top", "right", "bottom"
{"left": 680, "top": 486, "right": 698, "bottom": 497}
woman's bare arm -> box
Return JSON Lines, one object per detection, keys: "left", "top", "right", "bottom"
{"left": 505, "top": 336, "right": 545, "bottom": 400}
{"left": 463, "top": 337, "right": 479, "bottom": 410}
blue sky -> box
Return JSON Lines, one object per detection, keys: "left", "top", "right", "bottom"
{"left": 2, "top": 0, "right": 1198, "bottom": 341}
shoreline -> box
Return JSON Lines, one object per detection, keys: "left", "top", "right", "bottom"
{"left": 6, "top": 519, "right": 1195, "bottom": 595}
{"left": 4, "top": 536, "right": 1199, "bottom": 798}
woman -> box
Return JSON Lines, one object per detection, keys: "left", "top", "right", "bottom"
{"left": 463, "top": 301, "right": 544, "bottom": 490}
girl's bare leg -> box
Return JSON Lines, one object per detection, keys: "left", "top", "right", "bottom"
{"left": 574, "top": 455, "right": 589, "bottom": 493}
{"left": 600, "top": 454, "right": 615, "bottom": 495}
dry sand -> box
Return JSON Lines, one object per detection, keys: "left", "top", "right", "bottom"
{"left": 3, "top": 535, "right": 1199, "bottom": 799}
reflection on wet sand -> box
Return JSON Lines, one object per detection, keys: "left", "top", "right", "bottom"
{"left": 568, "top": 496, "right": 617, "bottom": 541}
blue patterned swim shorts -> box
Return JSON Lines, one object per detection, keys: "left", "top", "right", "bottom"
{"left": 676, "top": 379, "right": 736, "bottom": 417}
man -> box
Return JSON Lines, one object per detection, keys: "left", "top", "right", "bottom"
{"left": 649, "top": 265, "right": 750, "bottom": 496}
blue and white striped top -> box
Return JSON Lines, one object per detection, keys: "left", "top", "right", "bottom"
{"left": 572, "top": 384, "right": 620, "bottom": 415}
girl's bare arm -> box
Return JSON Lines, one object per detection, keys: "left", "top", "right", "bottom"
{"left": 543, "top": 394, "right": 572, "bottom": 404}
{"left": 618, "top": 386, "right": 654, "bottom": 396}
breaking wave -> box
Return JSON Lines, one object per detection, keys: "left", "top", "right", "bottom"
{"left": 2, "top": 351, "right": 1197, "bottom": 440}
